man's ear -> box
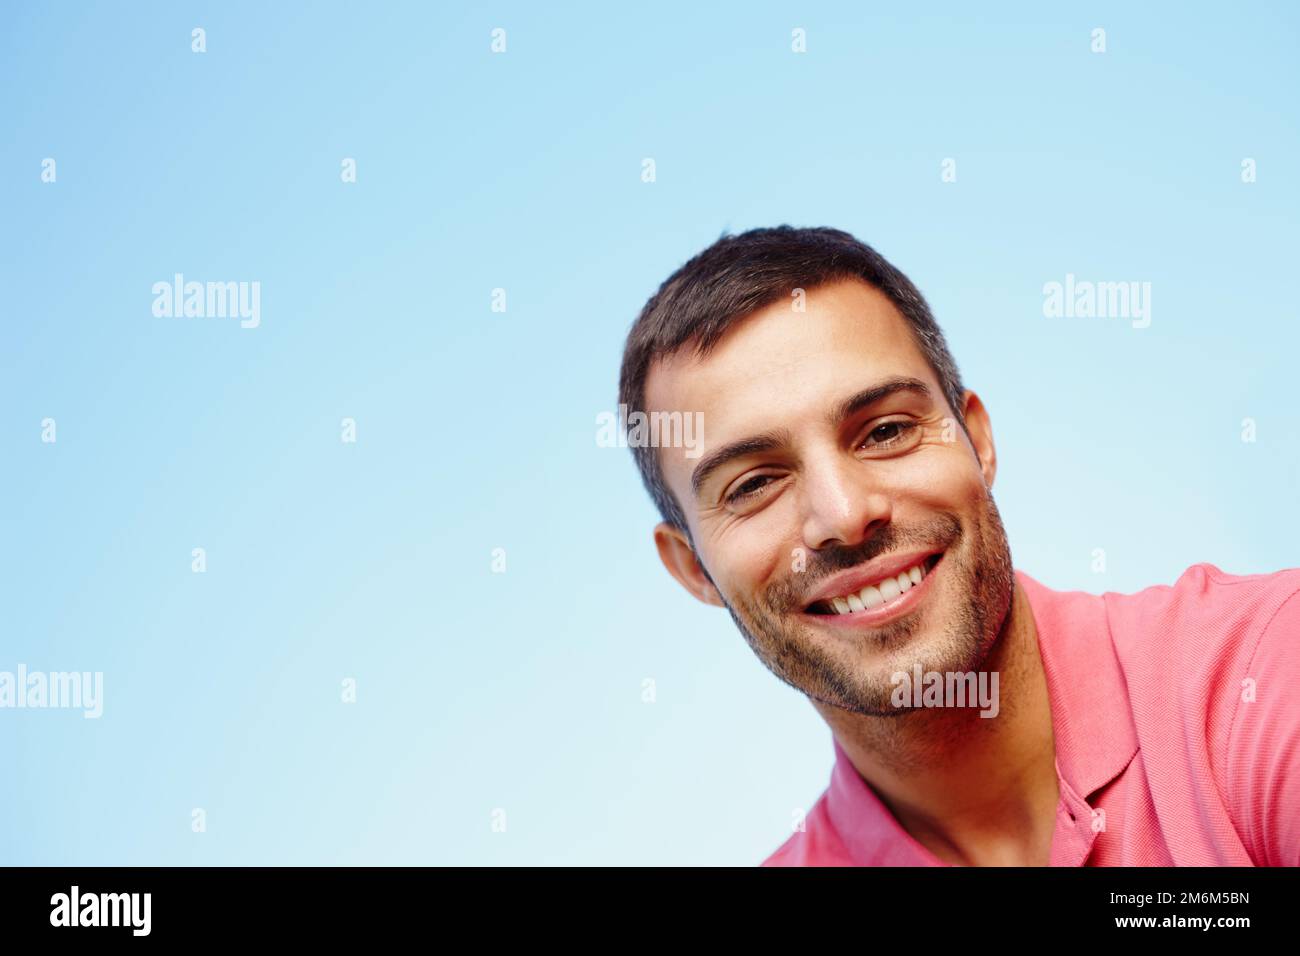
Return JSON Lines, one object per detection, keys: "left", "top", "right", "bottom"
{"left": 959, "top": 389, "right": 998, "bottom": 489}
{"left": 653, "top": 522, "right": 725, "bottom": 608}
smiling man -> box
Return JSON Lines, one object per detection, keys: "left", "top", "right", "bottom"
{"left": 618, "top": 225, "right": 1300, "bottom": 867}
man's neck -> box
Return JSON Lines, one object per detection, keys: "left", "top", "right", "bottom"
{"left": 811, "top": 577, "right": 1058, "bottom": 867}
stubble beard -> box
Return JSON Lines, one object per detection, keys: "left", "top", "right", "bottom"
{"left": 721, "top": 489, "right": 1016, "bottom": 718}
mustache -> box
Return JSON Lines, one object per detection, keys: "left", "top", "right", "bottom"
{"left": 770, "top": 515, "right": 963, "bottom": 612}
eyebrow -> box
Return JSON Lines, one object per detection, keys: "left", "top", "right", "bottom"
{"left": 688, "top": 376, "right": 935, "bottom": 500}
{"left": 690, "top": 429, "right": 792, "bottom": 500}
{"left": 827, "top": 376, "right": 934, "bottom": 429}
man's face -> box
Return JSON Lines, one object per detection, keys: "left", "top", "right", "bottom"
{"left": 644, "top": 277, "right": 1015, "bottom": 716}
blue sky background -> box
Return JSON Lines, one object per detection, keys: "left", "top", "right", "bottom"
{"left": 1, "top": 1, "right": 1296, "bottom": 865}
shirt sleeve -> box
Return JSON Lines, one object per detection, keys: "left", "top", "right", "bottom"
{"left": 1226, "top": 586, "right": 1300, "bottom": 866}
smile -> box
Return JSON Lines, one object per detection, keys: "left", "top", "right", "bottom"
{"left": 802, "top": 551, "right": 944, "bottom": 624}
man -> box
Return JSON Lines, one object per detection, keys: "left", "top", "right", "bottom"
{"left": 617, "top": 225, "right": 1300, "bottom": 866}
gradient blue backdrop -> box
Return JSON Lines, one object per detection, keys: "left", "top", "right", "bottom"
{"left": 2, "top": 1, "right": 1297, "bottom": 865}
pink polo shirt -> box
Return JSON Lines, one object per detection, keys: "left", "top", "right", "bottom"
{"left": 763, "top": 563, "right": 1300, "bottom": 866}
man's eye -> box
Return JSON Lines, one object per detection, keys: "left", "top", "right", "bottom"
{"left": 861, "top": 420, "right": 917, "bottom": 450}
{"left": 725, "top": 474, "right": 776, "bottom": 504}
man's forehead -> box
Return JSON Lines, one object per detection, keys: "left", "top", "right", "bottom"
{"left": 645, "top": 279, "right": 930, "bottom": 428}
{"left": 643, "top": 278, "right": 937, "bottom": 480}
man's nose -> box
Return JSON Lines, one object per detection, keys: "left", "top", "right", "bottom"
{"left": 800, "top": 451, "right": 893, "bottom": 552}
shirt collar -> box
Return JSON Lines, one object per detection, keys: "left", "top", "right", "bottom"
{"left": 825, "top": 567, "right": 1139, "bottom": 866}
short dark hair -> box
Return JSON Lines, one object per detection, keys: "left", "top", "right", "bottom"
{"left": 618, "top": 225, "right": 968, "bottom": 533}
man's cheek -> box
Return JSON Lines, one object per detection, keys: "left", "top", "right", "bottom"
{"left": 720, "top": 543, "right": 782, "bottom": 593}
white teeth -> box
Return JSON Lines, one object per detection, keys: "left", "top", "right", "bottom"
{"left": 822, "top": 558, "right": 934, "bottom": 615}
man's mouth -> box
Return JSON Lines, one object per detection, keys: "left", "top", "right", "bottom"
{"left": 804, "top": 552, "right": 943, "bottom": 616}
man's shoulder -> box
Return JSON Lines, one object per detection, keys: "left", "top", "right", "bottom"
{"left": 1114, "top": 563, "right": 1300, "bottom": 866}
{"left": 1021, "top": 561, "right": 1300, "bottom": 712}
{"left": 1022, "top": 562, "right": 1300, "bottom": 618}
{"left": 1097, "top": 563, "right": 1300, "bottom": 740}
{"left": 1142, "top": 562, "right": 1300, "bottom": 598}
{"left": 1101, "top": 562, "right": 1300, "bottom": 648}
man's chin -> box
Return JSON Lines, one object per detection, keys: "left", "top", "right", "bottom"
{"left": 787, "top": 609, "right": 983, "bottom": 716}
{"left": 728, "top": 591, "right": 960, "bottom": 712}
